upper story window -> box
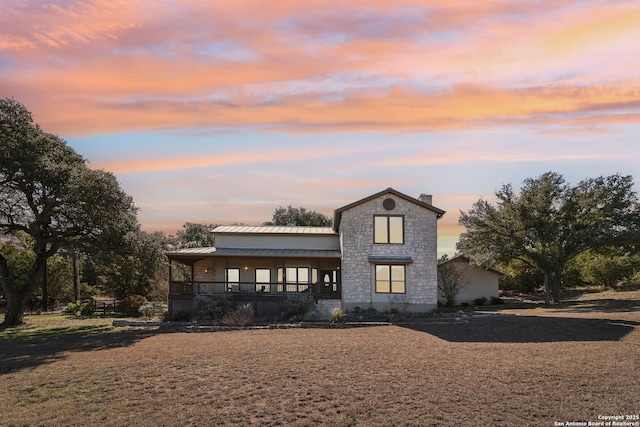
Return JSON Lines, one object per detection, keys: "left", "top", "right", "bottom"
{"left": 374, "top": 215, "right": 404, "bottom": 244}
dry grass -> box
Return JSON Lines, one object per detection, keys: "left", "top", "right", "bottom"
{"left": 1, "top": 288, "right": 639, "bottom": 427}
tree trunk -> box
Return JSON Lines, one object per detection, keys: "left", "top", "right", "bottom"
{"left": 0, "top": 252, "right": 47, "bottom": 327}
{"left": 41, "top": 259, "right": 48, "bottom": 312}
{"left": 551, "top": 272, "right": 561, "bottom": 303}
{"left": 2, "top": 289, "right": 30, "bottom": 326}
{"left": 543, "top": 273, "right": 550, "bottom": 304}
{"left": 72, "top": 252, "right": 79, "bottom": 301}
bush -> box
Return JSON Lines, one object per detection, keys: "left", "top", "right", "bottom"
{"left": 194, "top": 295, "right": 232, "bottom": 321}
{"left": 121, "top": 295, "right": 148, "bottom": 317}
{"left": 164, "top": 310, "right": 192, "bottom": 322}
{"left": 221, "top": 303, "right": 254, "bottom": 326}
{"left": 474, "top": 296, "right": 487, "bottom": 306}
{"left": 490, "top": 296, "right": 504, "bottom": 305}
{"left": 499, "top": 267, "right": 543, "bottom": 293}
{"left": 66, "top": 300, "right": 95, "bottom": 316}
{"left": 65, "top": 301, "right": 82, "bottom": 315}
{"left": 330, "top": 307, "right": 345, "bottom": 323}
{"left": 138, "top": 303, "right": 155, "bottom": 319}
{"left": 280, "top": 293, "right": 315, "bottom": 320}
{"left": 80, "top": 299, "right": 96, "bottom": 316}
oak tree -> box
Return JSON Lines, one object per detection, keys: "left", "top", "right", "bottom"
{"left": 264, "top": 206, "right": 332, "bottom": 226}
{"left": 457, "top": 172, "right": 639, "bottom": 303}
{"left": 0, "top": 98, "right": 138, "bottom": 326}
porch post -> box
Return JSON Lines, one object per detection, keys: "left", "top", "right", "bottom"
{"left": 282, "top": 259, "right": 286, "bottom": 294}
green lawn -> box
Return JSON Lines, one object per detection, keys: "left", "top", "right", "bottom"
{"left": 0, "top": 313, "right": 116, "bottom": 341}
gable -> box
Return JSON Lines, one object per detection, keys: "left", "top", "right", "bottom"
{"left": 333, "top": 187, "right": 445, "bottom": 231}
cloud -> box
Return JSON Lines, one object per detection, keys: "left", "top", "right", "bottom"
{"left": 1, "top": 0, "right": 640, "bottom": 137}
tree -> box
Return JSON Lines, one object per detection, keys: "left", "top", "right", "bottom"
{"left": 263, "top": 206, "right": 332, "bottom": 226}
{"left": 86, "top": 230, "right": 168, "bottom": 300}
{"left": 437, "top": 255, "right": 470, "bottom": 307}
{"left": 0, "top": 98, "right": 138, "bottom": 326}
{"left": 175, "top": 222, "right": 216, "bottom": 248}
{"left": 458, "top": 172, "right": 639, "bottom": 303}
{"left": 42, "top": 253, "right": 74, "bottom": 305}
{"left": 568, "top": 250, "right": 636, "bottom": 288}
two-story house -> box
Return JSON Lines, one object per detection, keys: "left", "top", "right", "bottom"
{"left": 166, "top": 188, "right": 445, "bottom": 318}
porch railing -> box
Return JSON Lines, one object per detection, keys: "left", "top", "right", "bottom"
{"left": 169, "top": 281, "right": 341, "bottom": 299}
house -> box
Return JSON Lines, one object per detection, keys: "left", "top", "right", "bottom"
{"left": 437, "top": 255, "right": 501, "bottom": 305}
{"left": 166, "top": 187, "right": 445, "bottom": 318}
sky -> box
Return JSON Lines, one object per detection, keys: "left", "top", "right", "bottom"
{"left": 1, "top": 0, "right": 640, "bottom": 256}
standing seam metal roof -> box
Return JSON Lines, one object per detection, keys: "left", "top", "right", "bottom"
{"left": 166, "top": 247, "right": 341, "bottom": 258}
{"left": 212, "top": 225, "right": 337, "bottom": 235}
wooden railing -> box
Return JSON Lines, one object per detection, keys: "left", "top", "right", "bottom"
{"left": 169, "top": 281, "right": 341, "bottom": 299}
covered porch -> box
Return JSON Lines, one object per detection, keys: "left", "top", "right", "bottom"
{"left": 166, "top": 247, "right": 342, "bottom": 315}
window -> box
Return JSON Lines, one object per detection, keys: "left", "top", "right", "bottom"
{"left": 255, "top": 268, "right": 271, "bottom": 293}
{"left": 226, "top": 268, "right": 240, "bottom": 292}
{"left": 374, "top": 215, "right": 404, "bottom": 244}
{"left": 286, "top": 267, "right": 309, "bottom": 292}
{"left": 375, "top": 265, "right": 405, "bottom": 294}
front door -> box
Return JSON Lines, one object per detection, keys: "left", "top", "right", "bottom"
{"left": 319, "top": 269, "right": 340, "bottom": 297}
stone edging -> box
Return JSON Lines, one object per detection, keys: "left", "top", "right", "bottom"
{"left": 111, "top": 316, "right": 487, "bottom": 332}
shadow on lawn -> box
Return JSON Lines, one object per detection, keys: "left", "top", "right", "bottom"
{"left": 553, "top": 298, "right": 640, "bottom": 313}
{"left": 402, "top": 315, "right": 640, "bottom": 343}
{"left": 0, "top": 327, "right": 159, "bottom": 375}
{"left": 484, "top": 298, "right": 640, "bottom": 313}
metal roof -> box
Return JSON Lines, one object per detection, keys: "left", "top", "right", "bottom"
{"left": 166, "top": 247, "right": 217, "bottom": 255}
{"left": 166, "top": 247, "right": 341, "bottom": 258}
{"left": 213, "top": 225, "right": 336, "bottom": 235}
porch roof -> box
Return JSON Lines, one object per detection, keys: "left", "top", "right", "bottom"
{"left": 166, "top": 247, "right": 341, "bottom": 260}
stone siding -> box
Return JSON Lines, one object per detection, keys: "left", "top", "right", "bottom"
{"left": 339, "top": 194, "right": 438, "bottom": 312}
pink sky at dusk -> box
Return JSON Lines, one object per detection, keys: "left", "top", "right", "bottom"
{"left": 2, "top": 0, "right": 640, "bottom": 256}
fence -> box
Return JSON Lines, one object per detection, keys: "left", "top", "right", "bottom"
{"left": 93, "top": 299, "right": 121, "bottom": 314}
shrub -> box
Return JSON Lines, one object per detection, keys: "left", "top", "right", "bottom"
{"left": 121, "top": 295, "right": 148, "bottom": 317}
{"left": 280, "top": 293, "right": 315, "bottom": 320}
{"left": 474, "top": 296, "right": 488, "bottom": 306}
{"left": 65, "top": 301, "right": 82, "bottom": 315}
{"left": 330, "top": 307, "right": 345, "bottom": 323}
{"left": 80, "top": 299, "right": 96, "bottom": 316}
{"left": 164, "top": 310, "right": 192, "bottom": 322}
{"left": 194, "top": 295, "right": 232, "bottom": 321}
{"left": 460, "top": 301, "right": 470, "bottom": 307}
{"left": 490, "top": 296, "right": 505, "bottom": 305}
{"left": 66, "top": 300, "right": 95, "bottom": 316}
{"left": 221, "top": 303, "right": 255, "bottom": 326}
{"left": 138, "top": 303, "right": 155, "bottom": 319}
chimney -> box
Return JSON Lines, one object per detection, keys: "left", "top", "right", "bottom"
{"left": 418, "top": 194, "right": 432, "bottom": 205}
